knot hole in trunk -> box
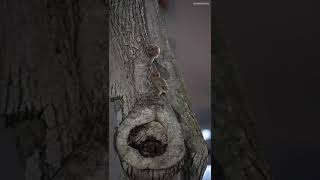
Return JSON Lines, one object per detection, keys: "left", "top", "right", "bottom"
{"left": 128, "top": 121, "right": 168, "bottom": 158}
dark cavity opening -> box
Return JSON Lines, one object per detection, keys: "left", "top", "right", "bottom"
{"left": 128, "top": 124, "right": 167, "bottom": 158}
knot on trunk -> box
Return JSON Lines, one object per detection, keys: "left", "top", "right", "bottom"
{"left": 115, "top": 105, "right": 185, "bottom": 179}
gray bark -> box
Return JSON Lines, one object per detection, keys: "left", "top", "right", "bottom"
{"left": 109, "top": 0, "right": 208, "bottom": 180}
{"left": 0, "top": 0, "right": 109, "bottom": 180}
{"left": 212, "top": 8, "right": 273, "bottom": 180}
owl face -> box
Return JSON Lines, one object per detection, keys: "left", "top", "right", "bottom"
{"left": 146, "top": 44, "right": 160, "bottom": 58}
{"left": 152, "top": 72, "right": 160, "bottom": 78}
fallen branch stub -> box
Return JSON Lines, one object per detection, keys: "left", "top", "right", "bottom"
{"left": 115, "top": 105, "right": 185, "bottom": 180}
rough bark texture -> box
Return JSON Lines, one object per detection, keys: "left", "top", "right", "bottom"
{"left": 109, "top": 0, "right": 208, "bottom": 180}
{"left": 212, "top": 7, "right": 273, "bottom": 180}
{"left": 0, "top": 1, "right": 109, "bottom": 180}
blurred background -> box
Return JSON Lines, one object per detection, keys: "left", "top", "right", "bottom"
{"left": 214, "top": 0, "right": 320, "bottom": 179}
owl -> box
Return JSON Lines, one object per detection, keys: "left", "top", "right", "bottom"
{"left": 145, "top": 44, "right": 160, "bottom": 64}
{"left": 151, "top": 72, "right": 168, "bottom": 96}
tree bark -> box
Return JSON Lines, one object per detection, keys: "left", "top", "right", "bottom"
{"left": 109, "top": 0, "right": 208, "bottom": 180}
{"left": 212, "top": 4, "right": 273, "bottom": 180}
{"left": 0, "top": 0, "right": 109, "bottom": 180}
{"left": 0, "top": 0, "right": 207, "bottom": 179}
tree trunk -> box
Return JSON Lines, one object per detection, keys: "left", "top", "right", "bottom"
{"left": 212, "top": 5, "right": 273, "bottom": 180}
{"left": 109, "top": 0, "right": 208, "bottom": 180}
{"left": 0, "top": 0, "right": 109, "bottom": 180}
